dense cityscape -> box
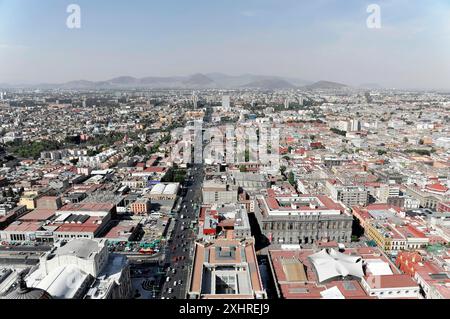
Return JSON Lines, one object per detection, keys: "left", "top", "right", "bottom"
{"left": 0, "top": 0, "right": 449, "bottom": 310}
{"left": 0, "top": 83, "right": 448, "bottom": 300}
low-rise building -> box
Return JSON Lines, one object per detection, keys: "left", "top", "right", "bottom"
{"left": 202, "top": 181, "right": 238, "bottom": 205}
{"left": 268, "top": 245, "right": 420, "bottom": 299}
{"left": 188, "top": 238, "right": 267, "bottom": 299}
{"left": 130, "top": 199, "right": 150, "bottom": 215}
{"left": 255, "top": 187, "right": 353, "bottom": 245}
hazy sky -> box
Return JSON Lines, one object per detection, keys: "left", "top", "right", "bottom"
{"left": 1, "top": 0, "right": 450, "bottom": 89}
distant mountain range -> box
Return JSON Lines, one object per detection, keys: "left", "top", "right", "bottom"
{"left": 0, "top": 73, "right": 365, "bottom": 90}
{"left": 303, "top": 80, "right": 348, "bottom": 90}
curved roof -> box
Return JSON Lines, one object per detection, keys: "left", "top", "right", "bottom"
{"left": 35, "top": 265, "right": 90, "bottom": 299}
{"left": 309, "top": 249, "right": 364, "bottom": 283}
{"left": 163, "top": 183, "right": 178, "bottom": 195}
{"left": 150, "top": 183, "right": 165, "bottom": 195}
{"left": 2, "top": 275, "right": 52, "bottom": 300}
{"left": 3, "top": 287, "right": 52, "bottom": 300}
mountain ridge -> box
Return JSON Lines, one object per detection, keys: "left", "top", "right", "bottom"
{"left": 0, "top": 74, "right": 354, "bottom": 90}
{"left": 303, "top": 80, "right": 348, "bottom": 90}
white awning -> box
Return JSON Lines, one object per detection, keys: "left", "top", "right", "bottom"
{"left": 365, "top": 259, "right": 393, "bottom": 276}
{"left": 309, "top": 248, "right": 364, "bottom": 283}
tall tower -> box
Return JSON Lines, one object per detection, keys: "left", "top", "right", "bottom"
{"left": 222, "top": 95, "right": 230, "bottom": 111}
{"left": 192, "top": 92, "right": 198, "bottom": 109}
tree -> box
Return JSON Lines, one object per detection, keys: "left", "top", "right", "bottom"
{"left": 6, "top": 140, "right": 62, "bottom": 159}
{"left": 288, "top": 172, "right": 295, "bottom": 186}
{"left": 330, "top": 128, "right": 346, "bottom": 137}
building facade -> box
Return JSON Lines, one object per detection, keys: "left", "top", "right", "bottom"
{"left": 255, "top": 192, "right": 353, "bottom": 245}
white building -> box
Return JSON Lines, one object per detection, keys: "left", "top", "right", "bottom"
{"left": 360, "top": 274, "right": 420, "bottom": 299}
{"left": 26, "top": 238, "right": 132, "bottom": 299}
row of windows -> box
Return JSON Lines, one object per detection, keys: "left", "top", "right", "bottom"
{"left": 263, "top": 221, "right": 350, "bottom": 231}
{"left": 9, "top": 233, "right": 92, "bottom": 241}
{"left": 56, "top": 234, "right": 91, "bottom": 239}
{"left": 272, "top": 235, "right": 348, "bottom": 244}
{"left": 370, "top": 289, "right": 419, "bottom": 296}
{"left": 10, "top": 234, "right": 26, "bottom": 241}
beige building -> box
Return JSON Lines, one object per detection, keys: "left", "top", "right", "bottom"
{"left": 188, "top": 238, "right": 267, "bottom": 299}
{"left": 202, "top": 181, "right": 238, "bottom": 205}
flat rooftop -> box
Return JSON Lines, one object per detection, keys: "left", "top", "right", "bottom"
{"left": 269, "top": 246, "right": 402, "bottom": 299}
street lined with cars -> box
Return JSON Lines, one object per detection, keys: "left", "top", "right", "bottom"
{"left": 160, "top": 164, "right": 203, "bottom": 299}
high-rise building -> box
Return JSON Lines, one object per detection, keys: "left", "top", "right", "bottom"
{"left": 222, "top": 95, "right": 230, "bottom": 110}
{"left": 350, "top": 119, "right": 361, "bottom": 132}
{"left": 192, "top": 92, "right": 198, "bottom": 109}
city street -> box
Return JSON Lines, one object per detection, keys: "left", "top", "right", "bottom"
{"left": 159, "top": 163, "right": 204, "bottom": 299}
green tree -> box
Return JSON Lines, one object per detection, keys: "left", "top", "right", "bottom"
{"left": 288, "top": 172, "right": 295, "bottom": 186}
{"left": 330, "top": 128, "right": 346, "bottom": 136}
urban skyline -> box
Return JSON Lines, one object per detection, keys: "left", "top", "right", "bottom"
{"left": 0, "top": 0, "right": 449, "bottom": 305}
